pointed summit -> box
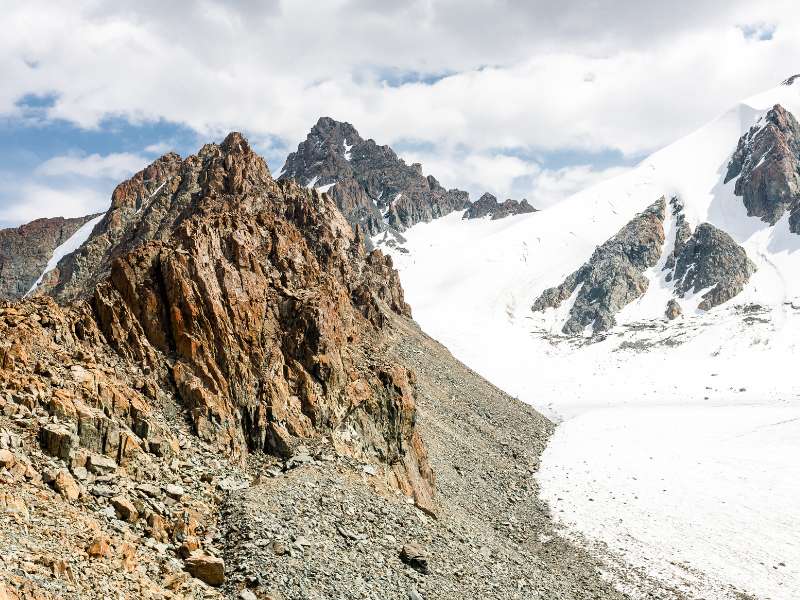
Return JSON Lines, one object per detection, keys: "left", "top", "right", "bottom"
{"left": 279, "top": 118, "right": 469, "bottom": 236}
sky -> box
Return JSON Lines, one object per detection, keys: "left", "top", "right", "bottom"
{"left": 1, "top": 0, "right": 798, "bottom": 228}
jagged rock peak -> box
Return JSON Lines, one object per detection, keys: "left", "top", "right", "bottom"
{"left": 725, "top": 104, "right": 800, "bottom": 233}
{"left": 782, "top": 74, "right": 800, "bottom": 86}
{"left": 463, "top": 192, "right": 537, "bottom": 220}
{"left": 11, "top": 131, "right": 435, "bottom": 513}
{"left": 0, "top": 214, "right": 102, "bottom": 300}
{"left": 279, "top": 117, "right": 469, "bottom": 236}
{"left": 664, "top": 200, "right": 755, "bottom": 310}
{"left": 42, "top": 132, "right": 275, "bottom": 302}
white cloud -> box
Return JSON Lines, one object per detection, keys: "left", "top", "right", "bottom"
{"left": 2, "top": 1, "right": 800, "bottom": 224}
{"left": 4, "top": 1, "right": 800, "bottom": 160}
{"left": 401, "top": 146, "right": 628, "bottom": 209}
{"left": 143, "top": 142, "right": 172, "bottom": 155}
{"left": 0, "top": 182, "right": 109, "bottom": 225}
{"left": 36, "top": 152, "right": 147, "bottom": 180}
{"left": 526, "top": 165, "right": 631, "bottom": 209}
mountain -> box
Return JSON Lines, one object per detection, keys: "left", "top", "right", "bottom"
{"left": 0, "top": 214, "right": 101, "bottom": 300}
{"left": 381, "top": 79, "right": 800, "bottom": 599}
{"left": 278, "top": 117, "right": 469, "bottom": 236}
{"left": 0, "top": 133, "right": 679, "bottom": 599}
{"left": 462, "top": 193, "right": 537, "bottom": 220}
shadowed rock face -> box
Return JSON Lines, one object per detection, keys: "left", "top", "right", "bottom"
{"left": 0, "top": 215, "right": 100, "bottom": 300}
{"left": 279, "top": 117, "right": 469, "bottom": 235}
{"left": 19, "top": 132, "right": 434, "bottom": 512}
{"left": 532, "top": 195, "right": 756, "bottom": 336}
{"left": 462, "top": 193, "right": 537, "bottom": 220}
{"left": 725, "top": 104, "right": 800, "bottom": 233}
{"left": 669, "top": 222, "right": 755, "bottom": 310}
{"left": 532, "top": 198, "right": 666, "bottom": 334}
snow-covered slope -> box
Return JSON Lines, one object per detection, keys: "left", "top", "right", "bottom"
{"left": 25, "top": 214, "right": 104, "bottom": 297}
{"left": 380, "top": 82, "right": 800, "bottom": 599}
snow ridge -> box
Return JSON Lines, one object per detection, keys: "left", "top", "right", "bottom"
{"left": 25, "top": 214, "right": 105, "bottom": 297}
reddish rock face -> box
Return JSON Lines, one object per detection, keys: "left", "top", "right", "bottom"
{"left": 725, "top": 104, "right": 800, "bottom": 232}
{"left": 6, "top": 132, "right": 433, "bottom": 512}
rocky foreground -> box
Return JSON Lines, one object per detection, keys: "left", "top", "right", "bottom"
{"left": 0, "top": 133, "right": 682, "bottom": 599}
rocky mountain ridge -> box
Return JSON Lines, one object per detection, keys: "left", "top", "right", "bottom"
{"left": 0, "top": 215, "right": 100, "bottom": 301}
{"left": 725, "top": 104, "right": 800, "bottom": 233}
{"left": 279, "top": 117, "right": 470, "bottom": 237}
{"left": 462, "top": 193, "right": 537, "bottom": 220}
{"left": 531, "top": 195, "right": 756, "bottom": 335}
{"left": 0, "top": 132, "right": 676, "bottom": 599}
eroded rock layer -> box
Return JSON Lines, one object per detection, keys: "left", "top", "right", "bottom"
{"left": 13, "top": 133, "right": 434, "bottom": 514}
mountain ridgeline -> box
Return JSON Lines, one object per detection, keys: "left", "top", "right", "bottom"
{"left": 279, "top": 117, "right": 470, "bottom": 236}
{"left": 0, "top": 131, "right": 658, "bottom": 600}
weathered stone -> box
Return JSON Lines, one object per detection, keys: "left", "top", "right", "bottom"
{"left": 39, "top": 424, "right": 78, "bottom": 460}
{"left": 665, "top": 299, "right": 683, "bottom": 320}
{"left": 725, "top": 104, "right": 800, "bottom": 233}
{"left": 86, "top": 536, "right": 112, "bottom": 559}
{"left": 177, "top": 536, "right": 201, "bottom": 559}
{"left": 52, "top": 469, "right": 80, "bottom": 501}
{"left": 400, "top": 542, "right": 429, "bottom": 574}
{"left": 111, "top": 495, "right": 139, "bottom": 522}
{"left": 164, "top": 484, "right": 184, "bottom": 500}
{"left": 184, "top": 553, "right": 225, "bottom": 586}
{"left": 86, "top": 453, "right": 117, "bottom": 475}
{"left": 0, "top": 448, "right": 15, "bottom": 469}
{"left": 532, "top": 198, "right": 666, "bottom": 334}
{"left": 147, "top": 513, "right": 170, "bottom": 542}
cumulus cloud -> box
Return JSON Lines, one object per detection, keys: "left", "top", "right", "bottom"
{"left": 36, "top": 152, "right": 148, "bottom": 180}
{"left": 4, "top": 0, "right": 800, "bottom": 157}
{"left": 0, "top": 181, "right": 109, "bottom": 226}
{"left": 2, "top": 0, "right": 800, "bottom": 224}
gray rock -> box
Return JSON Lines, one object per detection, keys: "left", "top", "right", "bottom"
{"left": 0, "top": 214, "right": 101, "bottom": 300}
{"left": 400, "top": 542, "right": 429, "bottom": 574}
{"left": 164, "top": 484, "right": 185, "bottom": 499}
{"left": 39, "top": 424, "right": 79, "bottom": 460}
{"left": 665, "top": 299, "right": 682, "bottom": 320}
{"left": 669, "top": 223, "right": 755, "bottom": 310}
{"left": 725, "top": 104, "right": 800, "bottom": 233}
{"left": 532, "top": 198, "right": 666, "bottom": 334}
{"left": 279, "top": 117, "right": 469, "bottom": 235}
{"left": 463, "top": 193, "right": 537, "bottom": 220}
{"left": 87, "top": 453, "right": 117, "bottom": 475}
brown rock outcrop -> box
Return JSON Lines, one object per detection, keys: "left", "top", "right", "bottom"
{"left": 3, "top": 132, "right": 434, "bottom": 512}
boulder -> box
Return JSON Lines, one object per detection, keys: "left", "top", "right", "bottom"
{"left": 52, "top": 469, "right": 80, "bottom": 501}
{"left": 111, "top": 496, "right": 138, "bottom": 522}
{"left": 665, "top": 299, "right": 682, "bottom": 320}
{"left": 400, "top": 542, "right": 429, "bottom": 574}
{"left": 86, "top": 453, "right": 117, "bottom": 475}
{"left": 184, "top": 553, "right": 225, "bottom": 586}
{"left": 39, "top": 424, "right": 78, "bottom": 460}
